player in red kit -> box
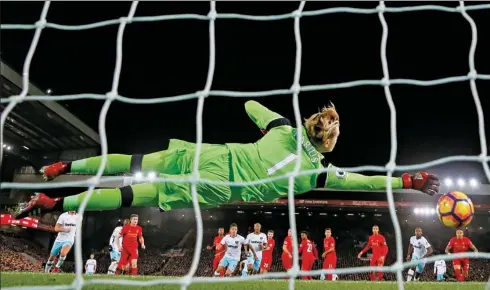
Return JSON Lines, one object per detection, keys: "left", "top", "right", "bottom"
{"left": 207, "top": 227, "right": 226, "bottom": 276}
{"left": 260, "top": 230, "right": 275, "bottom": 274}
{"left": 116, "top": 214, "right": 145, "bottom": 275}
{"left": 298, "top": 231, "right": 318, "bottom": 280}
{"left": 357, "top": 225, "right": 388, "bottom": 281}
{"left": 322, "top": 228, "right": 337, "bottom": 281}
{"left": 445, "top": 229, "right": 478, "bottom": 282}
{"left": 281, "top": 229, "right": 293, "bottom": 271}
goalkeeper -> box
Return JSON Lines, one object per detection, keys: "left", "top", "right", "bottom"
{"left": 16, "top": 101, "right": 440, "bottom": 217}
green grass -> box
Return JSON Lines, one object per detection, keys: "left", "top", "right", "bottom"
{"left": 1, "top": 272, "right": 486, "bottom": 290}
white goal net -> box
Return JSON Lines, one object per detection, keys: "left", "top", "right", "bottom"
{"left": 1, "top": 1, "right": 490, "bottom": 290}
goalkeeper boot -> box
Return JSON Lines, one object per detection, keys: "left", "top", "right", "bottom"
{"left": 40, "top": 162, "right": 69, "bottom": 181}
{"left": 15, "top": 193, "right": 61, "bottom": 218}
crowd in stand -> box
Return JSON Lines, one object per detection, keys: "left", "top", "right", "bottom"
{"left": 0, "top": 232, "right": 44, "bottom": 272}
{"left": 1, "top": 217, "right": 489, "bottom": 282}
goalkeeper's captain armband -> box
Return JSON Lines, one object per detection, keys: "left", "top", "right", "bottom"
{"left": 261, "top": 117, "right": 292, "bottom": 135}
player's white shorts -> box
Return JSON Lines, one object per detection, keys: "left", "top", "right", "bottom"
{"left": 50, "top": 241, "right": 73, "bottom": 257}
{"left": 411, "top": 255, "right": 426, "bottom": 273}
{"left": 246, "top": 253, "right": 261, "bottom": 271}
{"left": 110, "top": 249, "right": 121, "bottom": 261}
{"left": 219, "top": 256, "right": 239, "bottom": 272}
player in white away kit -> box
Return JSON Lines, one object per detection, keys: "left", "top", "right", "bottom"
{"left": 243, "top": 223, "right": 267, "bottom": 276}
{"left": 45, "top": 211, "right": 82, "bottom": 273}
{"left": 406, "top": 227, "right": 433, "bottom": 281}
{"left": 107, "top": 219, "right": 128, "bottom": 274}
{"left": 215, "top": 223, "right": 257, "bottom": 277}
{"left": 434, "top": 259, "right": 446, "bottom": 281}
{"left": 85, "top": 253, "right": 97, "bottom": 275}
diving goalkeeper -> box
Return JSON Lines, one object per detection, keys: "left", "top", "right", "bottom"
{"left": 15, "top": 100, "right": 440, "bottom": 217}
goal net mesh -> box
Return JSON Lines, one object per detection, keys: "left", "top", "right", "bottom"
{"left": 1, "top": 1, "right": 490, "bottom": 290}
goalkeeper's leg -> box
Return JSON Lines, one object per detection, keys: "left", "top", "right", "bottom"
{"left": 35, "top": 183, "right": 159, "bottom": 213}
{"left": 16, "top": 170, "right": 231, "bottom": 216}
{"left": 41, "top": 151, "right": 166, "bottom": 181}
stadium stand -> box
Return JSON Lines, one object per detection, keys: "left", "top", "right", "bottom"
{"left": 2, "top": 210, "right": 488, "bottom": 281}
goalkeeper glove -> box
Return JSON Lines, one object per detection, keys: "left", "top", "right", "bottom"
{"left": 40, "top": 162, "right": 69, "bottom": 181}
{"left": 402, "top": 172, "right": 440, "bottom": 196}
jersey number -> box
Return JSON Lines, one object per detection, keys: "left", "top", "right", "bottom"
{"left": 307, "top": 244, "right": 312, "bottom": 253}
{"left": 267, "top": 153, "right": 297, "bottom": 176}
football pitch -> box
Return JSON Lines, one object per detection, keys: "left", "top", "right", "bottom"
{"left": 1, "top": 273, "right": 487, "bottom": 290}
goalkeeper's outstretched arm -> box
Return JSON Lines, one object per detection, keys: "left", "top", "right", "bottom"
{"left": 321, "top": 164, "right": 440, "bottom": 195}
{"left": 323, "top": 164, "right": 404, "bottom": 190}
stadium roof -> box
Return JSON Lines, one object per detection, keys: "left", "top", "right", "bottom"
{"left": 1, "top": 61, "right": 100, "bottom": 160}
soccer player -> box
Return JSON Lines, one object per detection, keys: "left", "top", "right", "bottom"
{"left": 243, "top": 223, "right": 267, "bottom": 276}
{"left": 322, "top": 228, "right": 337, "bottom": 281}
{"left": 298, "top": 231, "right": 318, "bottom": 280}
{"left": 45, "top": 211, "right": 81, "bottom": 273}
{"left": 445, "top": 229, "right": 478, "bottom": 282}
{"left": 282, "top": 229, "right": 293, "bottom": 271}
{"left": 85, "top": 253, "right": 97, "bottom": 275}
{"left": 206, "top": 227, "right": 226, "bottom": 276}
{"left": 434, "top": 259, "right": 447, "bottom": 281}
{"left": 260, "top": 230, "right": 275, "bottom": 274}
{"left": 357, "top": 225, "right": 388, "bottom": 281}
{"left": 406, "top": 227, "right": 433, "bottom": 282}
{"left": 107, "top": 219, "right": 128, "bottom": 274}
{"left": 16, "top": 101, "right": 440, "bottom": 218}
{"left": 115, "top": 214, "right": 145, "bottom": 275}
{"left": 215, "top": 223, "right": 257, "bottom": 277}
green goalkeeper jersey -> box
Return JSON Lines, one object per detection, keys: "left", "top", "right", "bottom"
{"left": 226, "top": 101, "right": 403, "bottom": 203}
{"left": 65, "top": 100, "right": 404, "bottom": 212}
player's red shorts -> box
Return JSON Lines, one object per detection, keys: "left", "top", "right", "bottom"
{"left": 453, "top": 258, "right": 470, "bottom": 271}
{"left": 323, "top": 256, "right": 337, "bottom": 270}
{"left": 213, "top": 254, "right": 224, "bottom": 271}
{"left": 118, "top": 247, "right": 139, "bottom": 268}
{"left": 301, "top": 258, "right": 314, "bottom": 271}
{"left": 282, "top": 253, "right": 292, "bottom": 270}
{"left": 370, "top": 255, "right": 385, "bottom": 267}
{"left": 261, "top": 256, "right": 273, "bottom": 271}
{"left": 301, "top": 258, "right": 315, "bottom": 280}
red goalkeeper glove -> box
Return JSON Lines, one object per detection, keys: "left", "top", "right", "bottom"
{"left": 40, "top": 162, "right": 69, "bottom": 181}
{"left": 402, "top": 172, "right": 440, "bottom": 196}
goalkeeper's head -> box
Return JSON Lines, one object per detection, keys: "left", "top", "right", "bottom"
{"left": 304, "top": 102, "right": 340, "bottom": 153}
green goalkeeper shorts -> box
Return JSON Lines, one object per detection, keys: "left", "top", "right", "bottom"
{"left": 152, "top": 139, "right": 235, "bottom": 211}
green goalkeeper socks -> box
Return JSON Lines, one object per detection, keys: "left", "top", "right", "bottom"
{"left": 69, "top": 151, "right": 166, "bottom": 175}
{"left": 63, "top": 183, "right": 159, "bottom": 211}
{"left": 70, "top": 155, "right": 132, "bottom": 175}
